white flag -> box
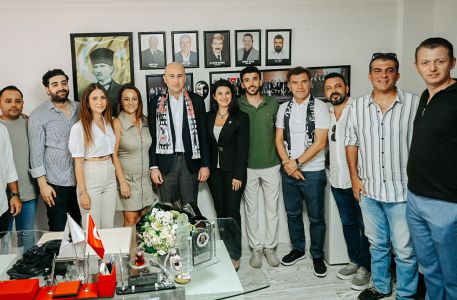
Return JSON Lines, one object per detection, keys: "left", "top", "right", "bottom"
{"left": 58, "top": 214, "right": 86, "bottom": 258}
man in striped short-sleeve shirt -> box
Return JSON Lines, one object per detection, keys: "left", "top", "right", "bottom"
{"left": 345, "top": 53, "right": 419, "bottom": 300}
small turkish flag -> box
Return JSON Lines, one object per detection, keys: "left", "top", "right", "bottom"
{"left": 86, "top": 213, "right": 105, "bottom": 259}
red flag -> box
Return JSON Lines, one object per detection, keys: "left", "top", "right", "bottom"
{"left": 86, "top": 213, "right": 105, "bottom": 259}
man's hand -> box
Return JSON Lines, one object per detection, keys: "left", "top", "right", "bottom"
{"left": 150, "top": 168, "right": 163, "bottom": 185}
{"left": 79, "top": 191, "right": 91, "bottom": 210}
{"left": 232, "top": 179, "right": 242, "bottom": 191}
{"left": 283, "top": 159, "right": 299, "bottom": 175}
{"left": 290, "top": 169, "right": 305, "bottom": 181}
{"left": 198, "top": 167, "right": 210, "bottom": 182}
{"left": 39, "top": 182, "right": 56, "bottom": 207}
{"left": 351, "top": 177, "right": 366, "bottom": 202}
{"left": 9, "top": 196, "right": 22, "bottom": 216}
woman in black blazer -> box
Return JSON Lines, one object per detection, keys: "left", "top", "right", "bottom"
{"left": 207, "top": 79, "right": 249, "bottom": 271}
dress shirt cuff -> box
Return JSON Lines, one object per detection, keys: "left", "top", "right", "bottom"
{"left": 150, "top": 166, "right": 159, "bottom": 170}
{"left": 30, "top": 165, "right": 46, "bottom": 178}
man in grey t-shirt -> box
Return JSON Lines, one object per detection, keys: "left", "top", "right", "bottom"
{"left": 0, "top": 85, "right": 38, "bottom": 253}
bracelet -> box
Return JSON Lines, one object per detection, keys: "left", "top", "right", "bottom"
{"left": 295, "top": 158, "right": 303, "bottom": 168}
{"left": 10, "top": 192, "right": 21, "bottom": 199}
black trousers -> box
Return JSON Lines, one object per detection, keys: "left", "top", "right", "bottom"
{"left": 47, "top": 184, "right": 81, "bottom": 231}
{"left": 207, "top": 168, "right": 243, "bottom": 260}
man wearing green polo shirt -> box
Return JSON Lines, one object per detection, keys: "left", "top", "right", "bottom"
{"left": 238, "top": 66, "right": 281, "bottom": 268}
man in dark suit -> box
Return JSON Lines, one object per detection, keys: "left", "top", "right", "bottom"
{"left": 174, "top": 34, "right": 197, "bottom": 67}
{"left": 207, "top": 33, "right": 229, "bottom": 67}
{"left": 148, "top": 62, "right": 210, "bottom": 212}
{"left": 141, "top": 35, "right": 166, "bottom": 68}
{"left": 89, "top": 48, "right": 122, "bottom": 116}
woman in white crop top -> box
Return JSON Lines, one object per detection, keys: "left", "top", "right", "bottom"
{"left": 69, "top": 83, "right": 117, "bottom": 229}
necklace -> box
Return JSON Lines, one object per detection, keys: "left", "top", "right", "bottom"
{"left": 217, "top": 111, "right": 229, "bottom": 119}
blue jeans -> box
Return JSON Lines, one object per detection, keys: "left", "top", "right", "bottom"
{"left": 331, "top": 186, "right": 371, "bottom": 270}
{"left": 406, "top": 190, "right": 457, "bottom": 300}
{"left": 282, "top": 169, "right": 326, "bottom": 258}
{"left": 360, "top": 196, "right": 418, "bottom": 299}
{"left": 1, "top": 199, "right": 37, "bottom": 254}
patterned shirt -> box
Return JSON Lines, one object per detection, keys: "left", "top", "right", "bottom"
{"left": 345, "top": 89, "right": 419, "bottom": 202}
{"left": 28, "top": 100, "right": 80, "bottom": 187}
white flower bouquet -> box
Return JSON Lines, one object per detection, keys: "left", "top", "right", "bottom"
{"left": 137, "top": 205, "right": 181, "bottom": 256}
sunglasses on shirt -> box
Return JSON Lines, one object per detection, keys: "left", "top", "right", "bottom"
{"left": 331, "top": 125, "right": 336, "bottom": 142}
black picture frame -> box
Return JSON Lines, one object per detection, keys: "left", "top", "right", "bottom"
{"left": 308, "top": 65, "right": 351, "bottom": 100}
{"left": 266, "top": 29, "right": 292, "bottom": 66}
{"left": 171, "top": 31, "right": 199, "bottom": 68}
{"left": 209, "top": 71, "right": 243, "bottom": 98}
{"left": 204, "top": 31, "right": 231, "bottom": 68}
{"left": 138, "top": 32, "right": 167, "bottom": 70}
{"left": 235, "top": 30, "right": 261, "bottom": 67}
{"left": 146, "top": 73, "right": 194, "bottom": 102}
{"left": 70, "top": 32, "right": 134, "bottom": 108}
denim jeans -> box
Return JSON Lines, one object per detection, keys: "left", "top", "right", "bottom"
{"left": 360, "top": 196, "right": 418, "bottom": 299}
{"left": 282, "top": 169, "right": 326, "bottom": 258}
{"left": 331, "top": 187, "right": 371, "bottom": 270}
{"left": 406, "top": 189, "right": 457, "bottom": 300}
{"left": 1, "top": 199, "right": 37, "bottom": 254}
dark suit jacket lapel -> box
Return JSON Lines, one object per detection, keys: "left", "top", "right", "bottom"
{"left": 208, "top": 112, "right": 217, "bottom": 143}
{"left": 219, "top": 114, "right": 233, "bottom": 144}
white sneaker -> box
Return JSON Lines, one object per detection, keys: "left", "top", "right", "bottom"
{"left": 337, "top": 262, "right": 358, "bottom": 280}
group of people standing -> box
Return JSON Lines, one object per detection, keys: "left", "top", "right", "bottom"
{"left": 0, "top": 36, "right": 455, "bottom": 300}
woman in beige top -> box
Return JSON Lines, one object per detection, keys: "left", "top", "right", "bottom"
{"left": 112, "top": 85, "right": 156, "bottom": 226}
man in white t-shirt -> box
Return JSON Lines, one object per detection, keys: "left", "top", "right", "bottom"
{"left": 275, "top": 66, "right": 330, "bottom": 277}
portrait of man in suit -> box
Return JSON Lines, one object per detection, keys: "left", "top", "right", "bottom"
{"left": 173, "top": 32, "right": 199, "bottom": 68}
{"left": 205, "top": 31, "right": 230, "bottom": 68}
{"left": 89, "top": 47, "right": 123, "bottom": 115}
{"left": 140, "top": 33, "right": 166, "bottom": 69}
{"left": 236, "top": 31, "right": 261, "bottom": 67}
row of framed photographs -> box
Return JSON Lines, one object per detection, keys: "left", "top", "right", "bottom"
{"left": 139, "top": 29, "right": 291, "bottom": 69}
{"left": 69, "top": 30, "right": 291, "bottom": 101}
{"left": 146, "top": 65, "right": 351, "bottom": 104}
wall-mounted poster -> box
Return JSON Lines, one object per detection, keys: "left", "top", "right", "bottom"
{"left": 139, "top": 32, "right": 167, "bottom": 70}
{"left": 204, "top": 31, "right": 231, "bottom": 68}
{"left": 308, "top": 65, "right": 351, "bottom": 100}
{"left": 209, "top": 71, "right": 242, "bottom": 98}
{"left": 70, "top": 32, "right": 134, "bottom": 114}
{"left": 172, "top": 31, "right": 199, "bottom": 68}
{"left": 146, "top": 73, "right": 194, "bottom": 102}
{"left": 261, "top": 68, "right": 292, "bottom": 103}
{"left": 266, "top": 29, "right": 292, "bottom": 66}
{"left": 235, "top": 30, "right": 261, "bottom": 67}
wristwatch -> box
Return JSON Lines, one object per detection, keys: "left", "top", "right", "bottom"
{"left": 10, "top": 192, "right": 21, "bottom": 198}
{"left": 295, "top": 158, "right": 303, "bottom": 168}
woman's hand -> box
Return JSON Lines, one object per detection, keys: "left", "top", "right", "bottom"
{"left": 80, "top": 191, "right": 91, "bottom": 210}
{"left": 120, "top": 181, "right": 131, "bottom": 199}
{"left": 232, "top": 179, "right": 242, "bottom": 191}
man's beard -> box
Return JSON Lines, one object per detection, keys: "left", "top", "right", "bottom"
{"left": 329, "top": 92, "right": 347, "bottom": 106}
{"left": 50, "top": 89, "right": 69, "bottom": 103}
{"left": 245, "top": 85, "right": 260, "bottom": 96}
{"left": 274, "top": 46, "right": 282, "bottom": 53}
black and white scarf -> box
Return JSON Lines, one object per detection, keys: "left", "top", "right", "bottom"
{"left": 283, "top": 96, "right": 315, "bottom": 158}
{"left": 155, "top": 90, "right": 201, "bottom": 159}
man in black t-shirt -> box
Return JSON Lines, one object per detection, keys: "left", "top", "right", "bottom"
{"left": 407, "top": 37, "right": 457, "bottom": 299}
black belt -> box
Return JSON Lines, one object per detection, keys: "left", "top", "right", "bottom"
{"left": 174, "top": 152, "right": 185, "bottom": 156}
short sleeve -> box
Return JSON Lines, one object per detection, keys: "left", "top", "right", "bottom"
{"left": 315, "top": 100, "right": 331, "bottom": 129}
{"left": 275, "top": 102, "right": 287, "bottom": 129}
{"left": 68, "top": 122, "right": 85, "bottom": 158}
{"left": 344, "top": 102, "right": 359, "bottom": 146}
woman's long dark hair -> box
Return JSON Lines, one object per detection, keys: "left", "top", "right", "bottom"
{"left": 210, "top": 79, "right": 240, "bottom": 114}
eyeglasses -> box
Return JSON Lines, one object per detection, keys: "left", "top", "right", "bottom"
{"left": 331, "top": 125, "right": 336, "bottom": 142}
{"left": 371, "top": 52, "right": 397, "bottom": 60}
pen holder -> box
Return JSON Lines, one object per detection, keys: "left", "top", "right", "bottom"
{"left": 97, "top": 264, "right": 117, "bottom": 298}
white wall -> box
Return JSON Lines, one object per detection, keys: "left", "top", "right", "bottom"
{"left": 1, "top": 0, "right": 456, "bottom": 241}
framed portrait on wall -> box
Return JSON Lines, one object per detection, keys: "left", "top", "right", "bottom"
{"left": 261, "top": 68, "right": 292, "bottom": 103}
{"left": 209, "top": 71, "right": 242, "bottom": 98}
{"left": 138, "top": 32, "right": 167, "bottom": 70}
{"left": 70, "top": 32, "right": 134, "bottom": 114}
{"left": 266, "top": 29, "right": 292, "bottom": 66}
{"left": 204, "top": 31, "right": 231, "bottom": 68}
{"left": 235, "top": 30, "right": 261, "bottom": 67}
{"left": 146, "top": 73, "right": 194, "bottom": 102}
{"left": 172, "top": 31, "right": 199, "bottom": 68}
{"left": 308, "top": 65, "right": 351, "bottom": 100}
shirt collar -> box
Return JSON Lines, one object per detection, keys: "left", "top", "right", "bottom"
{"left": 292, "top": 94, "right": 311, "bottom": 105}
{"left": 367, "top": 88, "right": 403, "bottom": 107}
{"left": 329, "top": 97, "right": 354, "bottom": 113}
{"left": 47, "top": 99, "right": 77, "bottom": 112}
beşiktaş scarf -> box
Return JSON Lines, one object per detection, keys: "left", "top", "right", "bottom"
{"left": 283, "top": 96, "right": 315, "bottom": 157}
{"left": 155, "top": 90, "right": 201, "bottom": 159}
